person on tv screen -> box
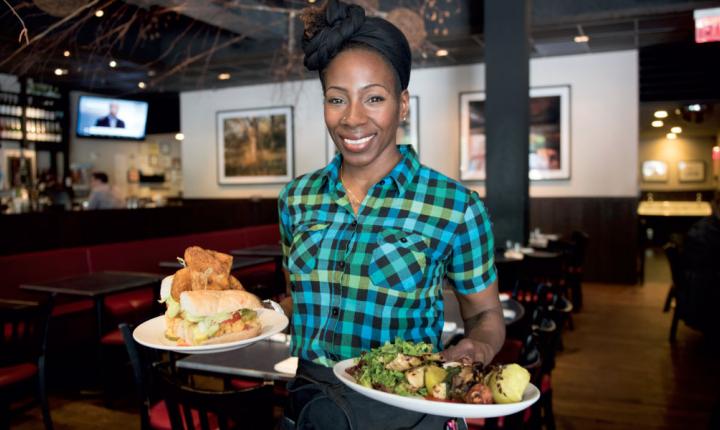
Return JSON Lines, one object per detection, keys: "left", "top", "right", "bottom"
{"left": 95, "top": 102, "right": 125, "bottom": 128}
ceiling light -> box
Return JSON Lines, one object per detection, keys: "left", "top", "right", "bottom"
{"left": 63, "top": 50, "right": 71, "bottom": 57}
{"left": 175, "top": 133, "right": 185, "bottom": 141}
{"left": 670, "top": 126, "right": 682, "bottom": 134}
{"left": 651, "top": 120, "right": 663, "bottom": 128}
{"left": 218, "top": 73, "right": 231, "bottom": 80}
{"left": 687, "top": 104, "right": 702, "bottom": 112}
{"left": 147, "top": 70, "right": 156, "bottom": 77}
{"left": 574, "top": 35, "right": 589, "bottom": 43}
{"left": 435, "top": 49, "right": 449, "bottom": 57}
{"left": 654, "top": 110, "right": 668, "bottom": 119}
{"left": 308, "top": 0, "right": 317, "bottom": 3}
{"left": 95, "top": 10, "right": 104, "bottom": 18}
{"left": 666, "top": 133, "right": 677, "bottom": 140}
{"left": 109, "top": 60, "right": 117, "bottom": 68}
{"left": 54, "top": 68, "right": 67, "bottom": 76}
{"left": 138, "top": 81, "right": 146, "bottom": 89}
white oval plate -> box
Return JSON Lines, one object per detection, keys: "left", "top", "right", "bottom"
{"left": 133, "top": 308, "right": 288, "bottom": 354}
{"left": 332, "top": 359, "right": 540, "bottom": 418}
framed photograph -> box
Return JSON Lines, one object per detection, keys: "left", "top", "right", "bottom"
{"left": 398, "top": 96, "right": 419, "bottom": 153}
{"left": 642, "top": 160, "right": 668, "bottom": 182}
{"left": 459, "top": 86, "right": 571, "bottom": 181}
{"left": 325, "top": 96, "right": 420, "bottom": 165}
{"left": 217, "top": 106, "right": 293, "bottom": 184}
{"left": 678, "top": 160, "right": 705, "bottom": 182}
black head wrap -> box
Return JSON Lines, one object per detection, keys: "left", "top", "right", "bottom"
{"left": 302, "top": 0, "right": 412, "bottom": 91}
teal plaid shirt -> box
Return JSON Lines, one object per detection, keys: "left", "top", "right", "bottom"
{"left": 279, "top": 145, "right": 496, "bottom": 366}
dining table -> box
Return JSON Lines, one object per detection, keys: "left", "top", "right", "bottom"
{"left": 230, "top": 244, "right": 284, "bottom": 296}
{"left": 158, "top": 256, "right": 274, "bottom": 271}
{"left": 20, "top": 271, "right": 163, "bottom": 390}
{"left": 176, "top": 293, "right": 525, "bottom": 381}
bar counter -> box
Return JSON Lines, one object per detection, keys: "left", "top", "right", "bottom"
{"left": 0, "top": 198, "right": 278, "bottom": 255}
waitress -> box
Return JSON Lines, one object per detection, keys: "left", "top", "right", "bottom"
{"left": 278, "top": 1, "right": 505, "bottom": 428}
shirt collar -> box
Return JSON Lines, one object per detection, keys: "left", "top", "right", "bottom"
{"left": 321, "top": 145, "right": 419, "bottom": 196}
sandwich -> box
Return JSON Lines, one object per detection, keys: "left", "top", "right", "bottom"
{"left": 160, "top": 277, "right": 263, "bottom": 345}
{"left": 158, "top": 246, "right": 263, "bottom": 346}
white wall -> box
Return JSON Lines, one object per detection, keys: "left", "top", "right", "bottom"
{"left": 640, "top": 135, "right": 717, "bottom": 191}
{"left": 181, "top": 50, "right": 638, "bottom": 198}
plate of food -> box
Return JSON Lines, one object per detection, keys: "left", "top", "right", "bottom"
{"left": 332, "top": 339, "right": 540, "bottom": 419}
{"left": 133, "top": 246, "right": 288, "bottom": 354}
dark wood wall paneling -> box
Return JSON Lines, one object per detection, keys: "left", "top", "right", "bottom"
{"left": 0, "top": 198, "right": 278, "bottom": 255}
{"left": 529, "top": 197, "right": 639, "bottom": 285}
{"left": 1, "top": 197, "right": 640, "bottom": 285}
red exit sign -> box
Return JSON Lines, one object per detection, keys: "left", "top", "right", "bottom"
{"left": 694, "top": 7, "right": 720, "bottom": 43}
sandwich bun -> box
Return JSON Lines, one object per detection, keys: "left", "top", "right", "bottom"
{"left": 199, "top": 324, "right": 262, "bottom": 345}
{"left": 179, "top": 290, "right": 262, "bottom": 317}
{"left": 160, "top": 275, "right": 174, "bottom": 301}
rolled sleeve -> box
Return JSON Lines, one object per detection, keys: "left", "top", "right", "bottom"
{"left": 446, "top": 193, "right": 497, "bottom": 295}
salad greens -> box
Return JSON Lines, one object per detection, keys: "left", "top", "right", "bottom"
{"left": 350, "top": 338, "right": 439, "bottom": 398}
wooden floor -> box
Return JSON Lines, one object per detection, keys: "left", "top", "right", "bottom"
{"left": 551, "top": 249, "right": 719, "bottom": 430}
{"left": 10, "top": 249, "right": 720, "bottom": 429}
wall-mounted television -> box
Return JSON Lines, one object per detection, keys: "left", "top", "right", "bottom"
{"left": 76, "top": 95, "right": 148, "bottom": 140}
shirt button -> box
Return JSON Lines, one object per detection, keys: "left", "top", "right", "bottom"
{"left": 338, "top": 261, "right": 345, "bottom": 269}
{"left": 400, "top": 237, "right": 407, "bottom": 243}
{"left": 351, "top": 220, "right": 357, "bottom": 227}
{"left": 331, "top": 307, "right": 339, "bottom": 316}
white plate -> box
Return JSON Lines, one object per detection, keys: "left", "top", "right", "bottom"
{"left": 332, "top": 359, "right": 540, "bottom": 419}
{"left": 133, "top": 308, "right": 289, "bottom": 354}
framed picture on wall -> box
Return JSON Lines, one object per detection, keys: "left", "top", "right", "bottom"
{"left": 641, "top": 160, "right": 668, "bottom": 182}
{"left": 398, "top": 96, "right": 419, "bottom": 153}
{"left": 459, "top": 85, "right": 571, "bottom": 181}
{"left": 325, "top": 95, "right": 420, "bottom": 165}
{"left": 678, "top": 160, "right": 705, "bottom": 182}
{"left": 216, "top": 106, "right": 294, "bottom": 184}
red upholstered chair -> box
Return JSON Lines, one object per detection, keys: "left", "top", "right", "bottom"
{"left": 0, "top": 299, "right": 53, "bottom": 430}
{"left": 0, "top": 247, "right": 95, "bottom": 317}
{"left": 120, "top": 323, "right": 182, "bottom": 430}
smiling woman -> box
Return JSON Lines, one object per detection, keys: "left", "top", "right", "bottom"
{"left": 277, "top": 1, "right": 504, "bottom": 429}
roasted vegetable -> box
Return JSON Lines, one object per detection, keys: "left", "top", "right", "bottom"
{"left": 485, "top": 364, "right": 530, "bottom": 404}
{"left": 465, "top": 383, "right": 493, "bottom": 404}
{"left": 405, "top": 366, "right": 425, "bottom": 389}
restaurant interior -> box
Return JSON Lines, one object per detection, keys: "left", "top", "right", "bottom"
{"left": 1, "top": 0, "right": 719, "bottom": 429}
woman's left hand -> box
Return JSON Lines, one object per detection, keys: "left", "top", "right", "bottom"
{"left": 440, "top": 338, "right": 494, "bottom": 366}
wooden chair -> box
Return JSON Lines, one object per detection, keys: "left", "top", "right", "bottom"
{"left": 0, "top": 299, "right": 53, "bottom": 430}
{"left": 121, "top": 323, "right": 275, "bottom": 430}
{"left": 663, "top": 242, "right": 684, "bottom": 342}
{"left": 569, "top": 231, "right": 589, "bottom": 308}
{"left": 153, "top": 361, "right": 274, "bottom": 430}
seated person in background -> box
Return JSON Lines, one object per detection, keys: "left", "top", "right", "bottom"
{"left": 95, "top": 103, "right": 125, "bottom": 128}
{"left": 87, "top": 172, "right": 123, "bottom": 210}
{"left": 684, "top": 192, "right": 720, "bottom": 269}
{"left": 680, "top": 192, "right": 720, "bottom": 335}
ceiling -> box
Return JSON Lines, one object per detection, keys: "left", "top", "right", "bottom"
{"left": 1, "top": 0, "right": 720, "bottom": 95}
{"left": 640, "top": 101, "right": 720, "bottom": 140}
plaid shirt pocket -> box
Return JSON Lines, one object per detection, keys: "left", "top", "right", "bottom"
{"left": 369, "top": 230, "right": 431, "bottom": 293}
{"left": 289, "top": 223, "right": 329, "bottom": 274}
